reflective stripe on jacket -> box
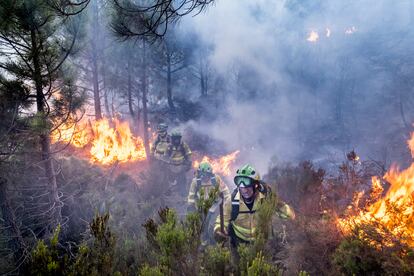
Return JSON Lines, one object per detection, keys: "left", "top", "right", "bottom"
{"left": 215, "top": 189, "right": 295, "bottom": 242}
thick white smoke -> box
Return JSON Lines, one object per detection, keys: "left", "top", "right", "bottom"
{"left": 179, "top": 0, "right": 414, "bottom": 172}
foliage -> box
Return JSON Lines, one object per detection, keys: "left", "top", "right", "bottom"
{"left": 333, "top": 221, "right": 414, "bottom": 275}
{"left": 25, "top": 225, "right": 69, "bottom": 276}
{"left": 245, "top": 251, "right": 281, "bottom": 276}
{"left": 201, "top": 245, "right": 231, "bottom": 275}
{"left": 71, "top": 213, "right": 117, "bottom": 275}
{"left": 265, "top": 161, "right": 325, "bottom": 215}
{"left": 139, "top": 264, "right": 165, "bottom": 276}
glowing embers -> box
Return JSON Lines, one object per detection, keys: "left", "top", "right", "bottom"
{"left": 337, "top": 134, "right": 414, "bottom": 247}
{"left": 193, "top": 150, "right": 240, "bottom": 176}
{"left": 306, "top": 26, "right": 357, "bottom": 42}
{"left": 52, "top": 118, "right": 146, "bottom": 165}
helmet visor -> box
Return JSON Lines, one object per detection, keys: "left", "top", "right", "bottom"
{"left": 234, "top": 176, "right": 253, "bottom": 187}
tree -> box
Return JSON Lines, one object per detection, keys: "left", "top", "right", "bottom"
{"left": 190, "top": 43, "right": 214, "bottom": 97}
{"left": 153, "top": 31, "right": 188, "bottom": 110}
{"left": 76, "top": 0, "right": 113, "bottom": 120}
{"left": 0, "top": 0, "right": 86, "bottom": 233}
{"left": 111, "top": 0, "right": 214, "bottom": 39}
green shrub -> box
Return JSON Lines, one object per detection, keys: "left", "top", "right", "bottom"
{"left": 26, "top": 225, "right": 69, "bottom": 276}
{"left": 201, "top": 245, "right": 231, "bottom": 275}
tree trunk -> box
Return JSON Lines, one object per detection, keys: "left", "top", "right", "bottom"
{"left": 0, "top": 177, "right": 26, "bottom": 262}
{"left": 91, "top": 0, "right": 102, "bottom": 120}
{"left": 142, "top": 40, "right": 151, "bottom": 160}
{"left": 127, "top": 58, "right": 135, "bottom": 118}
{"left": 31, "top": 29, "right": 62, "bottom": 231}
{"left": 199, "top": 61, "right": 207, "bottom": 96}
{"left": 102, "top": 55, "right": 111, "bottom": 117}
{"left": 167, "top": 54, "right": 175, "bottom": 110}
{"left": 398, "top": 78, "right": 410, "bottom": 133}
{"left": 91, "top": 52, "right": 102, "bottom": 120}
{"left": 200, "top": 74, "right": 206, "bottom": 96}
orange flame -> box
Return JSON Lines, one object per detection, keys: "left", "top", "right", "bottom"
{"left": 337, "top": 134, "right": 414, "bottom": 247}
{"left": 90, "top": 119, "right": 146, "bottom": 165}
{"left": 51, "top": 118, "right": 146, "bottom": 165}
{"left": 51, "top": 121, "right": 90, "bottom": 148}
{"left": 193, "top": 150, "right": 240, "bottom": 176}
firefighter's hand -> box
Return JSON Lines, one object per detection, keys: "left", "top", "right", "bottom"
{"left": 214, "top": 228, "right": 228, "bottom": 243}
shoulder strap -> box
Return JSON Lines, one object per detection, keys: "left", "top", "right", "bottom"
{"left": 230, "top": 189, "right": 239, "bottom": 221}
{"left": 210, "top": 175, "right": 217, "bottom": 186}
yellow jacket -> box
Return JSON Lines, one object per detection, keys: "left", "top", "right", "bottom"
{"left": 166, "top": 142, "right": 192, "bottom": 165}
{"left": 215, "top": 189, "right": 295, "bottom": 242}
{"left": 150, "top": 134, "right": 170, "bottom": 158}
{"left": 187, "top": 174, "right": 231, "bottom": 207}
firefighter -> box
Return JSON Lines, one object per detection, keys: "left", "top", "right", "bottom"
{"left": 214, "top": 164, "right": 295, "bottom": 248}
{"left": 188, "top": 161, "right": 231, "bottom": 244}
{"left": 165, "top": 130, "right": 192, "bottom": 196}
{"left": 150, "top": 123, "right": 170, "bottom": 160}
{"left": 188, "top": 161, "right": 231, "bottom": 209}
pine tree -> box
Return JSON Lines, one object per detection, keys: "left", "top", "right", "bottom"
{"left": 0, "top": 0, "right": 87, "bottom": 234}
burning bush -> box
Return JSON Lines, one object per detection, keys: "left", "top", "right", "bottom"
{"left": 51, "top": 118, "right": 147, "bottom": 165}
{"left": 332, "top": 135, "right": 414, "bottom": 275}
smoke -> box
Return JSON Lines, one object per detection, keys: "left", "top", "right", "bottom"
{"left": 179, "top": 0, "right": 414, "bottom": 171}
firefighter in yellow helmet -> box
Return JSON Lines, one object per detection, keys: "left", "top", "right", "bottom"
{"left": 214, "top": 164, "right": 295, "bottom": 248}
{"left": 188, "top": 161, "right": 231, "bottom": 209}
{"left": 165, "top": 130, "right": 192, "bottom": 196}
{"left": 188, "top": 161, "right": 231, "bottom": 244}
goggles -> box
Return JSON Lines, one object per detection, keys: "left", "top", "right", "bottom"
{"left": 234, "top": 176, "right": 253, "bottom": 187}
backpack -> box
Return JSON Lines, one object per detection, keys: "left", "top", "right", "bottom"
{"left": 195, "top": 175, "right": 218, "bottom": 197}
{"left": 167, "top": 142, "right": 188, "bottom": 158}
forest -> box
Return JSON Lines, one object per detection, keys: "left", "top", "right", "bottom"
{"left": 1, "top": 0, "right": 414, "bottom": 275}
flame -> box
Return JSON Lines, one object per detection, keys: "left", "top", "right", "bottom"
{"left": 307, "top": 30, "right": 319, "bottom": 42}
{"left": 337, "top": 134, "right": 414, "bottom": 247}
{"left": 51, "top": 118, "right": 147, "bottom": 165}
{"left": 193, "top": 150, "right": 240, "bottom": 176}
{"left": 90, "top": 119, "right": 146, "bottom": 165}
{"left": 51, "top": 121, "right": 90, "bottom": 148}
